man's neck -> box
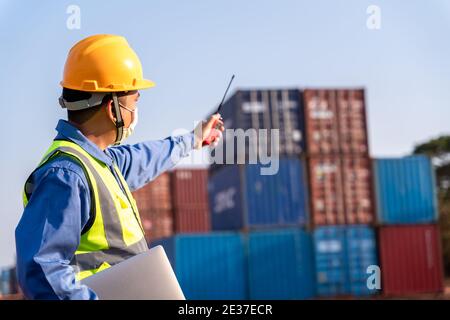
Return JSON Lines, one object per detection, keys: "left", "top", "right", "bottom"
{"left": 69, "top": 120, "right": 112, "bottom": 151}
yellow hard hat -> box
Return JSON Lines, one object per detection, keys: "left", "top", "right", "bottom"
{"left": 60, "top": 34, "right": 155, "bottom": 92}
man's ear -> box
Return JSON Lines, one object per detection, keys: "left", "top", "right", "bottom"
{"left": 105, "top": 99, "right": 117, "bottom": 123}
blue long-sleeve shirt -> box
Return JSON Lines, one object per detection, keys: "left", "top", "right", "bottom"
{"left": 15, "top": 119, "right": 194, "bottom": 300}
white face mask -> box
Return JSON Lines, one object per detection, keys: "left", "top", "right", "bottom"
{"left": 116, "top": 106, "right": 138, "bottom": 144}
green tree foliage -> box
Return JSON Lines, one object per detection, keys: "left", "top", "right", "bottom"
{"left": 414, "top": 135, "right": 450, "bottom": 275}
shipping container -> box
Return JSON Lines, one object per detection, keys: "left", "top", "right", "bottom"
{"left": 308, "top": 156, "right": 345, "bottom": 225}
{"left": 174, "top": 205, "right": 210, "bottom": 233}
{"left": 308, "top": 156, "right": 374, "bottom": 226}
{"left": 150, "top": 233, "right": 247, "bottom": 300}
{"left": 341, "top": 157, "right": 375, "bottom": 225}
{"left": 314, "top": 226, "right": 348, "bottom": 296}
{"left": 132, "top": 172, "right": 172, "bottom": 210}
{"left": 346, "top": 226, "right": 378, "bottom": 296}
{"left": 171, "top": 169, "right": 211, "bottom": 233}
{"left": 171, "top": 169, "right": 209, "bottom": 208}
{"left": 303, "top": 89, "right": 369, "bottom": 155}
{"left": 140, "top": 208, "right": 173, "bottom": 243}
{"left": 378, "top": 225, "right": 444, "bottom": 296}
{"left": 314, "top": 225, "right": 379, "bottom": 297}
{"left": 208, "top": 158, "right": 309, "bottom": 230}
{"left": 373, "top": 156, "right": 438, "bottom": 224}
{"left": 209, "top": 89, "right": 305, "bottom": 173}
{"left": 1, "top": 269, "right": 10, "bottom": 295}
{"left": 247, "top": 229, "right": 316, "bottom": 300}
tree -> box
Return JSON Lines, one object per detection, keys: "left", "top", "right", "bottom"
{"left": 413, "top": 135, "right": 450, "bottom": 275}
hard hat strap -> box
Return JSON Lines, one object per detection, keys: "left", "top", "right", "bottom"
{"left": 112, "top": 93, "right": 125, "bottom": 145}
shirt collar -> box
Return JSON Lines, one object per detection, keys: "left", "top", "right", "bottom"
{"left": 54, "top": 119, "right": 113, "bottom": 167}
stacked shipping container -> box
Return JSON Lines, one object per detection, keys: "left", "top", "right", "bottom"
{"left": 133, "top": 87, "right": 443, "bottom": 300}
{"left": 247, "top": 229, "right": 316, "bottom": 299}
{"left": 132, "top": 169, "right": 210, "bottom": 243}
{"left": 314, "top": 225, "right": 378, "bottom": 297}
{"left": 151, "top": 233, "right": 247, "bottom": 300}
{"left": 373, "top": 156, "right": 444, "bottom": 296}
{"left": 208, "top": 158, "right": 309, "bottom": 230}
{"left": 303, "top": 88, "right": 379, "bottom": 297}
{"left": 206, "top": 87, "right": 380, "bottom": 299}
{"left": 0, "top": 266, "right": 18, "bottom": 297}
{"left": 171, "top": 169, "right": 210, "bottom": 233}
{"left": 304, "top": 89, "right": 375, "bottom": 226}
{"left": 209, "top": 89, "right": 306, "bottom": 173}
{"left": 132, "top": 172, "right": 173, "bottom": 242}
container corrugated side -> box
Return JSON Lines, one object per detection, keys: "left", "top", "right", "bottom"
{"left": 209, "top": 159, "right": 309, "bottom": 230}
{"left": 132, "top": 172, "right": 172, "bottom": 210}
{"left": 341, "top": 157, "right": 375, "bottom": 224}
{"left": 314, "top": 226, "right": 348, "bottom": 296}
{"left": 208, "top": 165, "right": 244, "bottom": 230}
{"left": 174, "top": 205, "right": 210, "bottom": 233}
{"left": 313, "top": 225, "right": 379, "bottom": 297}
{"left": 373, "top": 156, "right": 438, "bottom": 224}
{"left": 247, "top": 229, "right": 315, "bottom": 299}
{"left": 210, "top": 88, "right": 306, "bottom": 173}
{"left": 140, "top": 208, "right": 173, "bottom": 243}
{"left": 244, "top": 158, "right": 309, "bottom": 227}
{"left": 345, "top": 226, "right": 378, "bottom": 296}
{"left": 308, "top": 156, "right": 346, "bottom": 225}
{"left": 171, "top": 169, "right": 209, "bottom": 208}
{"left": 304, "top": 89, "right": 369, "bottom": 155}
{"left": 379, "top": 225, "right": 444, "bottom": 295}
{"left": 150, "top": 233, "right": 247, "bottom": 300}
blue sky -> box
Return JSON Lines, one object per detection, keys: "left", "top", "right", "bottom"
{"left": 1, "top": 0, "right": 449, "bottom": 266}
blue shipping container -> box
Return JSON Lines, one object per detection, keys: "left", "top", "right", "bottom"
{"left": 209, "top": 89, "right": 306, "bottom": 173}
{"left": 0, "top": 269, "right": 11, "bottom": 295}
{"left": 314, "top": 225, "right": 379, "bottom": 297}
{"left": 373, "top": 156, "right": 438, "bottom": 224}
{"left": 247, "top": 229, "right": 316, "bottom": 299}
{"left": 208, "top": 158, "right": 309, "bottom": 230}
{"left": 346, "top": 226, "right": 379, "bottom": 296}
{"left": 150, "top": 233, "right": 247, "bottom": 300}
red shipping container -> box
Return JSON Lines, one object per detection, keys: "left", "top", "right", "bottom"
{"left": 171, "top": 169, "right": 209, "bottom": 208}
{"left": 308, "top": 156, "right": 346, "bottom": 225}
{"left": 341, "top": 157, "right": 375, "bottom": 224}
{"left": 308, "top": 156, "right": 375, "bottom": 226}
{"left": 132, "top": 173, "right": 173, "bottom": 243}
{"left": 174, "top": 205, "right": 211, "bottom": 233}
{"left": 140, "top": 208, "right": 173, "bottom": 243}
{"left": 304, "top": 90, "right": 340, "bottom": 155}
{"left": 132, "top": 173, "right": 172, "bottom": 210}
{"left": 304, "top": 89, "right": 369, "bottom": 155}
{"left": 336, "top": 89, "right": 369, "bottom": 154}
{"left": 171, "top": 169, "right": 210, "bottom": 233}
{"left": 379, "top": 225, "right": 444, "bottom": 296}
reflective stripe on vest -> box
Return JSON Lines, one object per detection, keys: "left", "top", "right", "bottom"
{"left": 23, "top": 140, "right": 148, "bottom": 281}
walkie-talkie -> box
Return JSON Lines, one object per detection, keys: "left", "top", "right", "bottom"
{"left": 202, "top": 74, "right": 235, "bottom": 146}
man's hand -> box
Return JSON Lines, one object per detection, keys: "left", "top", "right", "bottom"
{"left": 194, "top": 114, "right": 225, "bottom": 149}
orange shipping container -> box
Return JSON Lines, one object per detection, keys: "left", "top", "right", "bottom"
{"left": 307, "top": 156, "right": 375, "bottom": 226}
{"left": 304, "top": 89, "right": 369, "bottom": 155}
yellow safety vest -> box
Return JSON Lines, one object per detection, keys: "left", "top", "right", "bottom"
{"left": 23, "top": 140, "right": 148, "bottom": 281}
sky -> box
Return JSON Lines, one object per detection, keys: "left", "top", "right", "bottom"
{"left": 0, "top": 0, "right": 449, "bottom": 267}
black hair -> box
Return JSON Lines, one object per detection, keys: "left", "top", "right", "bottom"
{"left": 63, "top": 88, "right": 112, "bottom": 124}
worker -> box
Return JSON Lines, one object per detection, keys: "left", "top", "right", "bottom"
{"left": 15, "top": 34, "right": 224, "bottom": 300}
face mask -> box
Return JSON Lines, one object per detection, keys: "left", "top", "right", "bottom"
{"left": 121, "top": 107, "right": 138, "bottom": 142}
{"left": 115, "top": 106, "right": 138, "bottom": 145}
